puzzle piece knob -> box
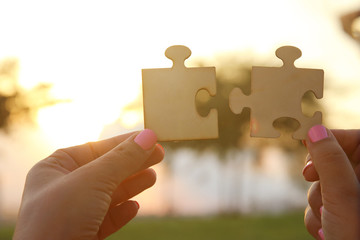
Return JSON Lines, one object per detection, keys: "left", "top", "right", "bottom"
{"left": 165, "top": 45, "right": 192, "bottom": 69}
{"left": 276, "top": 46, "right": 302, "bottom": 67}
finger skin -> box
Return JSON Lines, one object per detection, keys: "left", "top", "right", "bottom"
{"left": 356, "top": 165, "right": 360, "bottom": 181}
{"left": 140, "top": 144, "right": 164, "bottom": 169}
{"left": 22, "top": 142, "right": 163, "bottom": 198}
{"left": 73, "top": 133, "right": 158, "bottom": 188}
{"left": 331, "top": 130, "right": 360, "bottom": 164}
{"left": 307, "top": 181, "right": 322, "bottom": 219}
{"left": 110, "top": 168, "right": 157, "bottom": 206}
{"left": 98, "top": 201, "right": 139, "bottom": 240}
{"left": 303, "top": 154, "right": 319, "bottom": 182}
{"left": 49, "top": 132, "right": 164, "bottom": 172}
{"left": 306, "top": 129, "right": 359, "bottom": 205}
{"left": 55, "top": 132, "right": 136, "bottom": 168}
{"left": 48, "top": 142, "right": 164, "bottom": 173}
{"left": 306, "top": 126, "right": 360, "bottom": 240}
{"left": 303, "top": 129, "right": 360, "bottom": 182}
{"left": 304, "top": 205, "right": 322, "bottom": 239}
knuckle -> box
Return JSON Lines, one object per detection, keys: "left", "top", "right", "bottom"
{"left": 113, "top": 143, "right": 143, "bottom": 168}
{"left": 319, "top": 149, "right": 346, "bottom": 164}
{"left": 307, "top": 182, "right": 321, "bottom": 209}
{"left": 304, "top": 206, "right": 311, "bottom": 228}
{"left": 26, "top": 158, "right": 50, "bottom": 178}
{"left": 51, "top": 148, "right": 74, "bottom": 162}
{"left": 85, "top": 141, "right": 101, "bottom": 159}
{"left": 304, "top": 206, "right": 322, "bottom": 238}
{"left": 26, "top": 162, "right": 42, "bottom": 180}
{"left": 99, "top": 141, "right": 148, "bottom": 181}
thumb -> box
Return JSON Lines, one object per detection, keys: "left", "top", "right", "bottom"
{"left": 306, "top": 125, "right": 359, "bottom": 211}
{"left": 76, "top": 129, "right": 158, "bottom": 187}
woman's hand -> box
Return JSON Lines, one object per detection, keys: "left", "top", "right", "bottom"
{"left": 13, "top": 129, "right": 164, "bottom": 240}
{"left": 303, "top": 126, "right": 360, "bottom": 239}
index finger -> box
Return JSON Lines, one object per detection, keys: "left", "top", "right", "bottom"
{"left": 51, "top": 132, "right": 137, "bottom": 167}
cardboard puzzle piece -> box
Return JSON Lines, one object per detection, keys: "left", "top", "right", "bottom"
{"left": 229, "top": 46, "right": 324, "bottom": 140}
{"left": 142, "top": 45, "right": 218, "bottom": 141}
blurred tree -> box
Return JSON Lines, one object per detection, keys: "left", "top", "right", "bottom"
{"left": 0, "top": 58, "right": 63, "bottom": 132}
{"left": 0, "top": 58, "right": 64, "bottom": 223}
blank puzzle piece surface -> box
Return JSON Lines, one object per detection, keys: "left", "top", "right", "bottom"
{"left": 142, "top": 45, "right": 218, "bottom": 141}
{"left": 229, "top": 46, "right": 324, "bottom": 140}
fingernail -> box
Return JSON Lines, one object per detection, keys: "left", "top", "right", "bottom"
{"left": 318, "top": 228, "right": 324, "bottom": 240}
{"left": 308, "top": 125, "right": 328, "bottom": 143}
{"left": 135, "top": 201, "right": 140, "bottom": 209}
{"left": 302, "top": 160, "right": 313, "bottom": 175}
{"left": 320, "top": 206, "right": 323, "bottom": 216}
{"left": 134, "top": 129, "right": 157, "bottom": 150}
{"left": 157, "top": 143, "right": 165, "bottom": 155}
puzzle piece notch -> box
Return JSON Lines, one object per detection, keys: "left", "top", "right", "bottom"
{"left": 229, "top": 46, "right": 324, "bottom": 140}
{"left": 195, "top": 88, "right": 216, "bottom": 118}
{"left": 142, "top": 45, "right": 218, "bottom": 141}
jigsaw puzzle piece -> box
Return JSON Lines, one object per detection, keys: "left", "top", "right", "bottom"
{"left": 229, "top": 46, "right": 324, "bottom": 140}
{"left": 142, "top": 45, "right": 218, "bottom": 141}
{"left": 292, "top": 110, "right": 322, "bottom": 139}
{"left": 229, "top": 86, "right": 281, "bottom": 138}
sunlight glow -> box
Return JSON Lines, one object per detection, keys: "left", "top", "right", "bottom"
{"left": 1, "top": 0, "right": 355, "bottom": 148}
{"left": 119, "top": 110, "right": 144, "bottom": 129}
{"left": 37, "top": 103, "right": 105, "bottom": 147}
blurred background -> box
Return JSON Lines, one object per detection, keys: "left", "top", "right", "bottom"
{"left": 0, "top": 0, "right": 360, "bottom": 239}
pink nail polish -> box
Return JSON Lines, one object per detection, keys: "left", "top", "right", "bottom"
{"left": 302, "top": 160, "right": 313, "bottom": 176}
{"left": 134, "top": 129, "right": 157, "bottom": 150}
{"left": 308, "top": 125, "right": 328, "bottom": 143}
{"left": 318, "top": 228, "right": 324, "bottom": 240}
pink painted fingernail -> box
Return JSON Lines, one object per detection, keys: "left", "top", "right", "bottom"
{"left": 302, "top": 160, "right": 313, "bottom": 176}
{"left": 318, "top": 228, "right": 324, "bottom": 240}
{"left": 134, "top": 129, "right": 157, "bottom": 150}
{"left": 308, "top": 125, "right": 328, "bottom": 143}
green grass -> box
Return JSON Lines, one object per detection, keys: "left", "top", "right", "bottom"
{"left": 0, "top": 212, "right": 311, "bottom": 240}
{"left": 0, "top": 226, "right": 14, "bottom": 240}
{"left": 108, "top": 211, "right": 311, "bottom": 240}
